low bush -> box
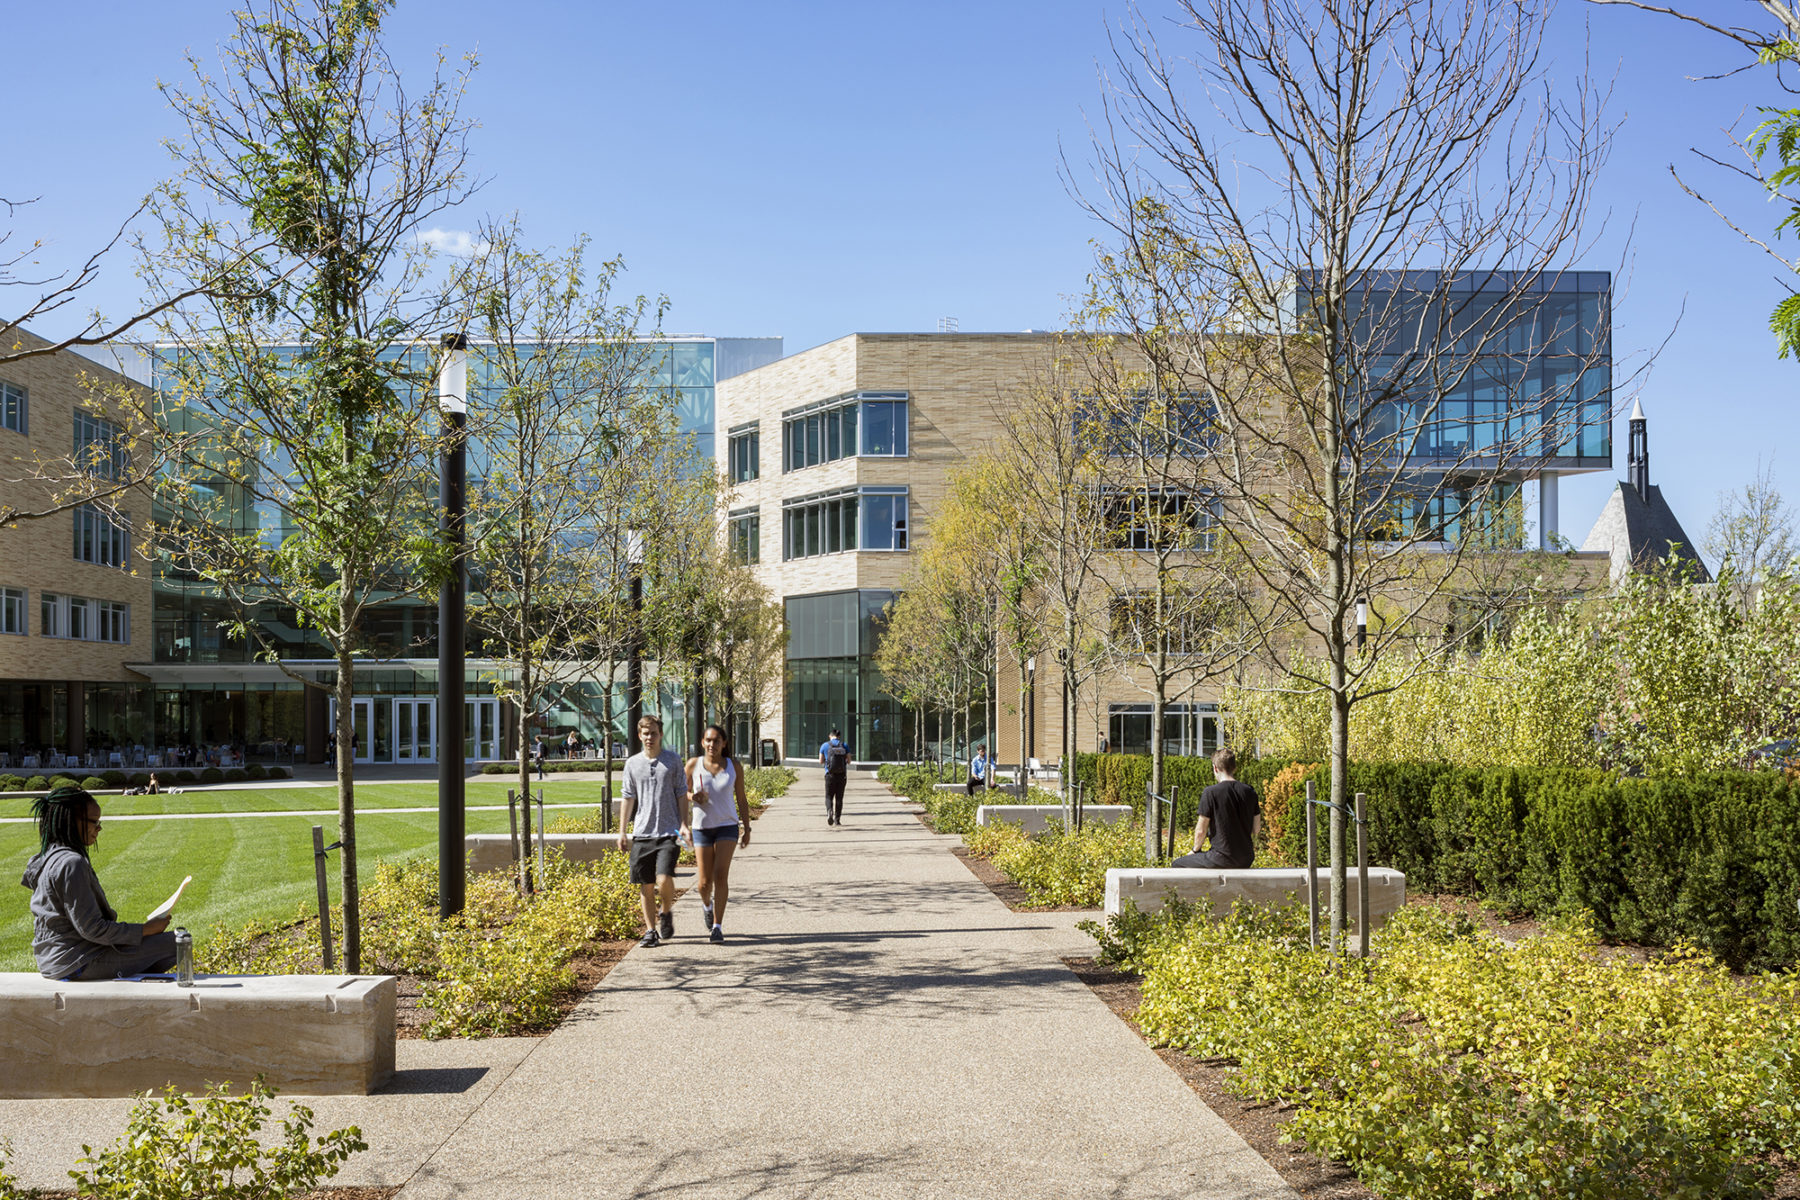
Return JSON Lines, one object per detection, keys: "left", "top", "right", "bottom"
{"left": 244, "top": 763, "right": 267, "bottom": 780}
{"left": 481, "top": 758, "right": 616, "bottom": 776}
{"left": 1089, "top": 900, "right": 1800, "bottom": 1200}
{"left": 82, "top": 776, "right": 109, "bottom": 791}
{"left": 878, "top": 762, "right": 989, "bottom": 832}
{"left": 266, "top": 766, "right": 288, "bottom": 780}
{"left": 23, "top": 775, "right": 49, "bottom": 792}
{"left": 50, "top": 774, "right": 79, "bottom": 791}
{"left": 175, "top": 769, "right": 199, "bottom": 783}
{"left": 128, "top": 772, "right": 151, "bottom": 788}
{"left": 965, "top": 817, "right": 1153, "bottom": 906}
{"left": 101, "top": 770, "right": 127, "bottom": 787}
{"left": 200, "top": 767, "right": 225, "bottom": 784}
{"left": 744, "top": 765, "right": 797, "bottom": 798}
{"left": 67, "top": 1079, "right": 365, "bottom": 1200}
{"left": 0, "top": 775, "right": 24, "bottom": 792}
{"left": 224, "top": 767, "right": 248, "bottom": 783}
{"left": 198, "top": 851, "right": 642, "bottom": 1038}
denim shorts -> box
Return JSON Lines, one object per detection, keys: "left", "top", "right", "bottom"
{"left": 693, "top": 823, "right": 739, "bottom": 846}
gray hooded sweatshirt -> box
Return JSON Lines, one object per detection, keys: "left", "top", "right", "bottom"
{"left": 20, "top": 845, "right": 143, "bottom": 980}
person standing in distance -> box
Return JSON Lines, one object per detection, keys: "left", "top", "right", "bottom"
{"left": 619, "top": 715, "right": 691, "bottom": 947}
{"left": 819, "top": 727, "right": 850, "bottom": 825}
{"left": 1173, "top": 746, "right": 1261, "bottom": 868}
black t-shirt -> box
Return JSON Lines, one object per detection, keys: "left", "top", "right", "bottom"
{"left": 1197, "top": 780, "right": 1261, "bottom": 868}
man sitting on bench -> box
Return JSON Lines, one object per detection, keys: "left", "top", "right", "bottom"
{"left": 20, "top": 784, "right": 176, "bottom": 979}
{"left": 1173, "top": 747, "right": 1261, "bottom": 869}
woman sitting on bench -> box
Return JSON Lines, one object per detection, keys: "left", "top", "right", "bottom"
{"left": 20, "top": 784, "right": 175, "bottom": 980}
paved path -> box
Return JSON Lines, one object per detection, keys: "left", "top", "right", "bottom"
{"left": 2, "top": 773, "right": 1295, "bottom": 1199}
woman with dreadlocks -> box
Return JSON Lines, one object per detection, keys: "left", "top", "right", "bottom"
{"left": 20, "top": 783, "right": 176, "bottom": 979}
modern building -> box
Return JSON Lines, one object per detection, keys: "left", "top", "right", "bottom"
{"left": 0, "top": 331, "right": 155, "bottom": 769}
{"left": 10, "top": 332, "right": 781, "bottom": 768}
{"left": 720, "top": 271, "right": 1619, "bottom": 765}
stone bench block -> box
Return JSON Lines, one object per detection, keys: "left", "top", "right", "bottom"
{"left": 975, "top": 805, "right": 1133, "bottom": 834}
{"left": 466, "top": 832, "right": 617, "bottom": 875}
{"left": 1104, "top": 866, "right": 1407, "bottom": 929}
{"left": 0, "top": 973, "right": 396, "bottom": 1098}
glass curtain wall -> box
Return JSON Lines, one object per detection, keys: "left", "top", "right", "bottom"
{"left": 784, "top": 589, "right": 921, "bottom": 762}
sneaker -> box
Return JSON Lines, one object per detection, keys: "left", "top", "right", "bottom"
{"left": 638, "top": 929, "right": 661, "bottom": 948}
{"left": 659, "top": 911, "right": 675, "bottom": 938}
{"left": 701, "top": 901, "right": 714, "bottom": 928}
{"left": 710, "top": 925, "right": 724, "bottom": 943}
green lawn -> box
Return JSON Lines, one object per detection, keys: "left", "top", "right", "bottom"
{"left": 2, "top": 782, "right": 616, "bottom": 972}
{"left": 0, "top": 777, "right": 618, "bottom": 819}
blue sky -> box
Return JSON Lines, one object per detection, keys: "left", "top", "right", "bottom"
{"left": 8, "top": 1, "right": 1794, "bottom": 552}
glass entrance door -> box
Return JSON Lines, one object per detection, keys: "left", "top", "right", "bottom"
{"left": 352, "top": 698, "right": 374, "bottom": 762}
{"left": 464, "top": 698, "right": 499, "bottom": 762}
{"left": 395, "top": 698, "right": 435, "bottom": 763}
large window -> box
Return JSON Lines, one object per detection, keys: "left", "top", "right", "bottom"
{"left": 782, "top": 392, "right": 909, "bottom": 472}
{"left": 728, "top": 508, "right": 760, "bottom": 564}
{"left": 73, "top": 504, "right": 131, "bottom": 568}
{"left": 42, "top": 594, "right": 130, "bottom": 643}
{"left": 1108, "top": 703, "right": 1224, "bottom": 757}
{"left": 0, "top": 381, "right": 24, "bottom": 434}
{"left": 0, "top": 588, "right": 23, "bottom": 635}
{"left": 1102, "top": 489, "right": 1220, "bottom": 552}
{"left": 781, "top": 487, "right": 910, "bottom": 560}
{"left": 728, "top": 424, "right": 760, "bottom": 484}
{"left": 73, "top": 410, "right": 128, "bottom": 478}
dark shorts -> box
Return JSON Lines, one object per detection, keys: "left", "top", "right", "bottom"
{"left": 693, "top": 823, "right": 739, "bottom": 846}
{"left": 1172, "top": 848, "right": 1250, "bottom": 869}
{"left": 628, "top": 835, "right": 681, "bottom": 883}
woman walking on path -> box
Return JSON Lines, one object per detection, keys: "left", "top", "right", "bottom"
{"left": 687, "top": 724, "right": 752, "bottom": 943}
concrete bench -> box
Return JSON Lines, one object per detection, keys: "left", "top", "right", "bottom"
{"left": 1104, "top": 866, "right": 1408, "bottom": 929}
{"left": 0, "top": 973, "right": 395, "bottom": 1098}
{"left": 975, "top": 804, "right": 1133, "bottom": 834}
{"left": 466, "top": 832, "right": 617, "bottom": 874}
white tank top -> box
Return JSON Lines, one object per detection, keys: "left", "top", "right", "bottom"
{"left": 690, "top": 758, "right": 739, "bottom": 829}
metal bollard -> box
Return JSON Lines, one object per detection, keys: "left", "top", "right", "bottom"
{"left": 312, "top": 824, "right": 336, "bottom": 971}
{"left": 1356, "top": 791, "right": 1370, "bottom": 960}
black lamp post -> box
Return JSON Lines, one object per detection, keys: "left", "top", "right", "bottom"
{"left": 437, "top": 332, "right": 468, "bottom": 919}
{"left": 626, "top": 529, "right": 644, "bottom": 755}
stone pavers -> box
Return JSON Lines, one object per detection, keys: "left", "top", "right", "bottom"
{"left": 0, "top": 771, "right": 1297, "bottom": 1199}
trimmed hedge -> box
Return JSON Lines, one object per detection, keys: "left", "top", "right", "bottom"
{"left": 1075, "top": 752, "right": 1800, "bottom": 971}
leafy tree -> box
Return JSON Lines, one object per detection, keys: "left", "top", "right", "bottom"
{"left": 1705, "top": 460, "right": 1797, "bottom": 613}
{"left": 143, "top": 0, "right": 479, "bottom": 969}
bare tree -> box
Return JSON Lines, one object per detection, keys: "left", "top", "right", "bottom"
{"left": 1081, "top": 0, "right": 1623, "bottom": 949}
{"left": 1706, "top": 459, "right": 1798, "bottom": 612}
{"left": 144, "top": 0, "right": 480, "bottom": 970}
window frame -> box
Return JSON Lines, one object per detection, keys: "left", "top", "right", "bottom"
{"left": 0, "top": 380, "right": 26, "bottom": 435}
{"left": 728, "top": 424, "right": 761, "bottom": 484}
{"left": 0, "top": 587, "right": 24, "bottom": 635}
{"left": 780, "top": 392, "right": 909, "bottom": 473}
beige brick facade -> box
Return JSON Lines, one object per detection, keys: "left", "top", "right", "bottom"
{"left": 0, "top": 331, "right": 153, "bottom": 685}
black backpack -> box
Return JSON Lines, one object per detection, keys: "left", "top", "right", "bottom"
{"left": 825, "top": 740, "right": 849, "bottom": 776}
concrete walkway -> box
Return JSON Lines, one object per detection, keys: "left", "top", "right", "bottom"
{"left": 2, "top": 773, "right": 1295, "bottom": 1199}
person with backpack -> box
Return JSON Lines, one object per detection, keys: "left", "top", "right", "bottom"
{"left": 819, "top": 728, "right": 850, "bottom": 825}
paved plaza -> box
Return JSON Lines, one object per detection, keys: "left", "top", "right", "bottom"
{"left": 2, "top": 773, "right": 1294, "bottom": 1199}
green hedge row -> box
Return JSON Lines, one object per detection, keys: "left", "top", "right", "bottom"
{"left": 1074, "top": 752, "right": 1800, "bottom": 971}
{"left": 0, "top": 765, "right": 289, "bottom": 793}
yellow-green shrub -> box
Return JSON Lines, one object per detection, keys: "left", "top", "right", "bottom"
{"left": 1110, "top": 901, "right": 1800, "bottom": 1200}
{"left": 964, "top": 818, "right": 1152, "bottom": 906}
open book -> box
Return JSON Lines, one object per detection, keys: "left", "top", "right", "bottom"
{"left": 147, "top": 875, "right": 193, "bottom": 923}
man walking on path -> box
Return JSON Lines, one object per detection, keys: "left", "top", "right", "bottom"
{"left": 619, "top": 715, "right": 691, "bottom": 946}
{"left": 819, "top": 727, "right": 850, "bottom": 826}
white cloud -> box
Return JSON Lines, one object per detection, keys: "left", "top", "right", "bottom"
{"left": 415, "top": 227, "right": 489, "bottom": 257}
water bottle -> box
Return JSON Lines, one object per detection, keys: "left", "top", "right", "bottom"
{"left": 174, "top": 927, "right": 194, "bottom": 986}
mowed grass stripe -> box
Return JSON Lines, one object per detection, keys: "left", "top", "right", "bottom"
{"left": 0, "top": 779, "right": 617, "bottom": 821}
{"left": 2, "top": 806, "right": 524, "bottom": 973}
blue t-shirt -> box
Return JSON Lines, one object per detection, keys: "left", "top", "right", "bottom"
{"left": 820, "top": 738, "right": 850, "bottom": 774}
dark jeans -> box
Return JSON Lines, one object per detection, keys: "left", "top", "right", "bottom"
{"left": 824, "top": 772, "right": 846, "bottom": 821}
{"left": 1172, "top": 848, "right": 1251, "bottom": 869}
{"left": 965, "top": 775, "right": 988, "bottom": 798}
{"left": 71, "top": 931, "right": 179, "bottom": 979}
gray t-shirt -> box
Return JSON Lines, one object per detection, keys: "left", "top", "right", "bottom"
{"left": 622, "top": 748, "right": 687, "bottom": 838}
